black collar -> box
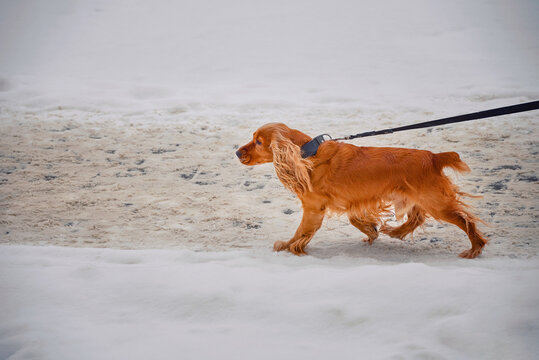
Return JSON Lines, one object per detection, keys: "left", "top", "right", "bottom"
{"left": 300, "top": 134, "right": 332, "bottom": 158}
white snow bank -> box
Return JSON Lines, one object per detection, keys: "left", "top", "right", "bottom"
{"left": 1, "top": 245, "right": 538, "bottom": 360}
{"left": 1, "top": 0, "right": 538, "bottom": 114}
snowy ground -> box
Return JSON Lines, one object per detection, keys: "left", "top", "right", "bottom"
{"left": 1, "top": 0, "right": 538, "bottom": 359}
{"left": 1, "top": 112, "right": 538, "bottom": 260}
{"left": 1, "top": 246, "right": 539, "bottom": 360}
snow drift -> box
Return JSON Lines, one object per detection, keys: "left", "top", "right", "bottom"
{"left": 1, "top": 246, "right": 538, "bottom": 360}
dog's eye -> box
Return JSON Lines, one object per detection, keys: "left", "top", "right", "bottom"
{"left": 256, "top": 140, "right": 262, "bottom": 145}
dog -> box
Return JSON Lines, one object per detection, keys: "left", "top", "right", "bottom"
{"left": 236, "top": 123, "right": 487, "bottom": 258}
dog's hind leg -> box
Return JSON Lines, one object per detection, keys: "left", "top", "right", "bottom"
{"left": 439, "top": 207, "right": 487, "bottom": 259}
{"left": 380, "top": 205, "right": 426, "bottom": 240}
{"left": 349, "top": 216, "right": 379, "bottom": 245}
{"left": 420, "top": 193, "right": 488, "bottom": 258}
{"left": 274, "top": 208, "right": 325, "bottom": 255}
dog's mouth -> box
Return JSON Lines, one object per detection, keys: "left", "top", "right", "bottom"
{"left": 239, "top": 156, "right": 251, "bottom": 165}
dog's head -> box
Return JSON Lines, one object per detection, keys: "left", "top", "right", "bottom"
{"left": 236, "top": 123, "right": 313, "bottom": 195}
{"left": 235, "top": 123, "right": 311, "bottom": 166}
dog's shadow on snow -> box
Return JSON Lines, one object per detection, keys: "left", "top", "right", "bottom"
{"left": 304, "top": 237, "right": 465, "bottom": 263}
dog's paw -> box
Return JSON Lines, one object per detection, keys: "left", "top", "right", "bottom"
{"left": 362, "top": 237, "right": 375, "bottom": 245}
{"left": 459, "top": 248, "right": 482, "bottom": 259}
{"left": 289, "top": 244, "right": 307, "bottom": 256}
{"left": 273, "top": 241, "right": 288, "bottom": 252}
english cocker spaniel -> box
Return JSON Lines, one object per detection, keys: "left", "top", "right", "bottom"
{"left": 236, "top": 123, "right": 487, "bottom": 258}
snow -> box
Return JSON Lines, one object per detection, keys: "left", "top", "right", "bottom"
{"left": 1, "top": 0, "right": 538, "bottom": 114}
{"left": 1, "top": 245, "right": 538, "bottom": 360}
{"left": 1, "top": 0, "right": 538, "bottom": 359}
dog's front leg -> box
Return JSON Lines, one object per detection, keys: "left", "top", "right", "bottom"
{"left": 274, "top": 208, "right": 325, "bottom": 255}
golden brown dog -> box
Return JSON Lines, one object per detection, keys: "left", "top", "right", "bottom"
{"left": 236, "top": 123, "right": 487, "bottom": 258}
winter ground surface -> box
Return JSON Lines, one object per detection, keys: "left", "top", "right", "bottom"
{"left": 1, "top": 246, "right": 539, "bottom": 360}
{"left": 1, "top": 0, "right": 539, "bottom": 359}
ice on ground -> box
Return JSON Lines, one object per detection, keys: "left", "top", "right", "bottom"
{"left": 1, "top": 245, "right": 538, "bottom": 360}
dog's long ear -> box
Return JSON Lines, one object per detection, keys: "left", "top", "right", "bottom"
{"left": 271, "top": 132, "right": 313, "bottom": 196}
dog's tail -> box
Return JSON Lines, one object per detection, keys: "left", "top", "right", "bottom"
{"left": 434, "top": 151, "right": 470, "bottom": 174}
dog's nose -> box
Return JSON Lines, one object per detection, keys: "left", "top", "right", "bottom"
{"left": 235, "top": 150, "right": 242, "bottom": 159}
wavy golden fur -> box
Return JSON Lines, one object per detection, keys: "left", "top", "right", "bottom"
{"left": 236, "top": 123, "right": 487, "bottom": 258}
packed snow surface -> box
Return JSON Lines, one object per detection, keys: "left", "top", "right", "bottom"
{"left": 1, "top": 245, "right": 538, "bottom": 360}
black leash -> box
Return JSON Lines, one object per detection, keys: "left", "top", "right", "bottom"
{"left": 301, "top": 100, "right": 539, "bottom": 158}
{"left": 334, "top": 100, "right": 539, "bottom": 141}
